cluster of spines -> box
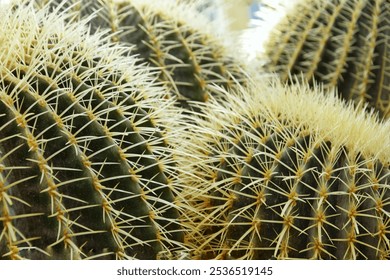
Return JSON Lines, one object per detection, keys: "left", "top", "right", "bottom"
{"left": 0, "top": 1, "right": 188, "bottom": 260}
{"left": 174, "top": 80, "right": 390, "bottom": 259}
{"left": 4, "top": 0, "right": 390, "bottom": 261}
{"left": 35, "top": 0, "right": 248, "bottom": 103}
{"left": 263, "top": 0, "right": 390, "bottom": 119}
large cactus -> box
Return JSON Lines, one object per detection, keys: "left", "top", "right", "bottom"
{"left": 175, "top": 79, "right": 390, "bottom": 259}
{"left": 0, "top": 1, "right": 189, "bottom": 260}
{"left": 35, "top": 0, "right": 248, "bottom": 103}
{"left": 263, "top": 0, "right": 390, "bottom": 119}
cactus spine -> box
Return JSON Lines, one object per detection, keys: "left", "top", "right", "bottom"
{"left": 0, "top": 1, "right": 188, "bottom": 260}
{"left": 6, "top": 0, "right": 390, "bottom": 261}
{"left": 263, "top": 0, "right": 390, "bottom": 119}
{"left": 36, "top": 0, "right": 248, "bottom": 103}
{"left": 175, "top": 79, "right": 390, "bottom": 259}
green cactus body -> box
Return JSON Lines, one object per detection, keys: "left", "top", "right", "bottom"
{"left": 263, "top": 0, "right": 390, "bottom": 119}
{"left": 0, "top": 2, "right": 187, "bottom": 259}
{"left": 35, "top": 0, "right": 248, "bottom": 103}
{"left": 175, "top": 79, "right": 390, "bottom": 259}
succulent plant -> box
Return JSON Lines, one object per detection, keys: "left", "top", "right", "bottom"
{"left": 35, "top": 0, "right": 248, "bottom": 103}
{"left": 0, "top": 1, "right": 189, "bottom": 260}
{"left": 175, "top": 78, "right": 390, "bottom": 259}
{"left": 7, "top": 0, "right": 389, "bottom": 262}
{"left": 263, "top": 0, "right": 390, "bottom": 119}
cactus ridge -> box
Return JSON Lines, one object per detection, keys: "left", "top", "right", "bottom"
{"left": 0, "top": 2, "right": 188, "bottom": 259}
{"left": 36, "top": 0, "right": 248, "bottom": 103}
{"left": 264, "top": 0, "right": 390, "bottom": 119}
{"left": 175, "top": 79, "right": 390, "bottom": 259}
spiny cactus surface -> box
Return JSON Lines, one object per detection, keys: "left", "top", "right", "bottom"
{"left": 36, "top": 0, "right": 248, "bottom": 103}
{"left": 0, "top": 2, "right": 188, "bottom": 260}
{"left": 263, "top": 0, "right": 390, "bottom": 119}
{"left": 175, "top": 79, "right": 390, "bottom": 259}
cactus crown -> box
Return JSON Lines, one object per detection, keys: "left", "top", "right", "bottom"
{"left": 263, "top": 0, "right": 390, "bottom": 119}
{"left": 175, "top": 79, "right": 390, "bottom": 259}
{"left": 0, "top": 1, "right": 188, "bottom": 260}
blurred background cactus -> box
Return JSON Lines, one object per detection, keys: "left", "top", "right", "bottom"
{"left": 263, "top": 0, "right": 390, "bottom": 119}
{"left": 0, "top": 1, "right": 189, "bottom": 259}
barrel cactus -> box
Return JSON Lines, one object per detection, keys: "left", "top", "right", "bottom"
{"left": 175, "top": 79, "right": 390, "bottom": 259}
{"left": 263, "top": 0, "right": 390, "bottom": 119}
{"left": 35, "top": 0, "right": 248, "bottom": 103}
{"left": 0, "top": 1, "right": 189, "bottom": 259}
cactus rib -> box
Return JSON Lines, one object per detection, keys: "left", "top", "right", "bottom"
{"left": 35, "top": 0, "right": 248, "bottom": 103}
{"left": 0, "top": 1, "right": 187, "bottom": 260}
{"left": 263, "top": 0, "right": 390, "bottom": 119}
{"left": 175, "top": 79, "right": 390, "bottom": 259}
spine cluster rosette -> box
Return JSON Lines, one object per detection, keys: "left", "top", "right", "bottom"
{"left": 35, "top": 0, "right": 248, "bottom": 103}
{"left": 175, "top": 79, "right": 390, "bottom": 259}
{"left": 263, "top": 0, "right": 390, "bottom": 119}
{"left": 0, "top": 1, "right": 188, "bottom": 260}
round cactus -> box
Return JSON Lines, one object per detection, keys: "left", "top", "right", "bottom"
{"left": 0, "top": 1, "right": 189, "bottom": 260}
{"left": 175, "top": 78, "right": 390, "bottom": 259}
{"left": 263, "top": 0, "right": 390, "bottom": 119}
{"left": 35, "top": 0, "right": 249, "bottom": 103}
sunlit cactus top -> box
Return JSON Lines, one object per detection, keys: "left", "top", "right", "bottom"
{"left": 174, "top": 78, "right": 390, "bottom": 259}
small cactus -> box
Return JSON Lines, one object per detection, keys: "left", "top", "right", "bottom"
{"left": 175, "top": 78, "right": 390, "bottom": 259}
{"left": 0, "top": 1, "right": 188, "bottom": 260}
{"left": 36, "top": 0, "right": 248, "bottom": 103}
{"left": 263, "top": 0, "right": 390, "bottom": 119}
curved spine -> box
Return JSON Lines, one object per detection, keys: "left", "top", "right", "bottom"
{"left": 0, "top": 1, "right": 188, "bottom": 260}
{"left": 35, "top": 0, "right": 249, "bottom": 103}
{"left": 174, "top": 78, "right": 390, "bottom": 259}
